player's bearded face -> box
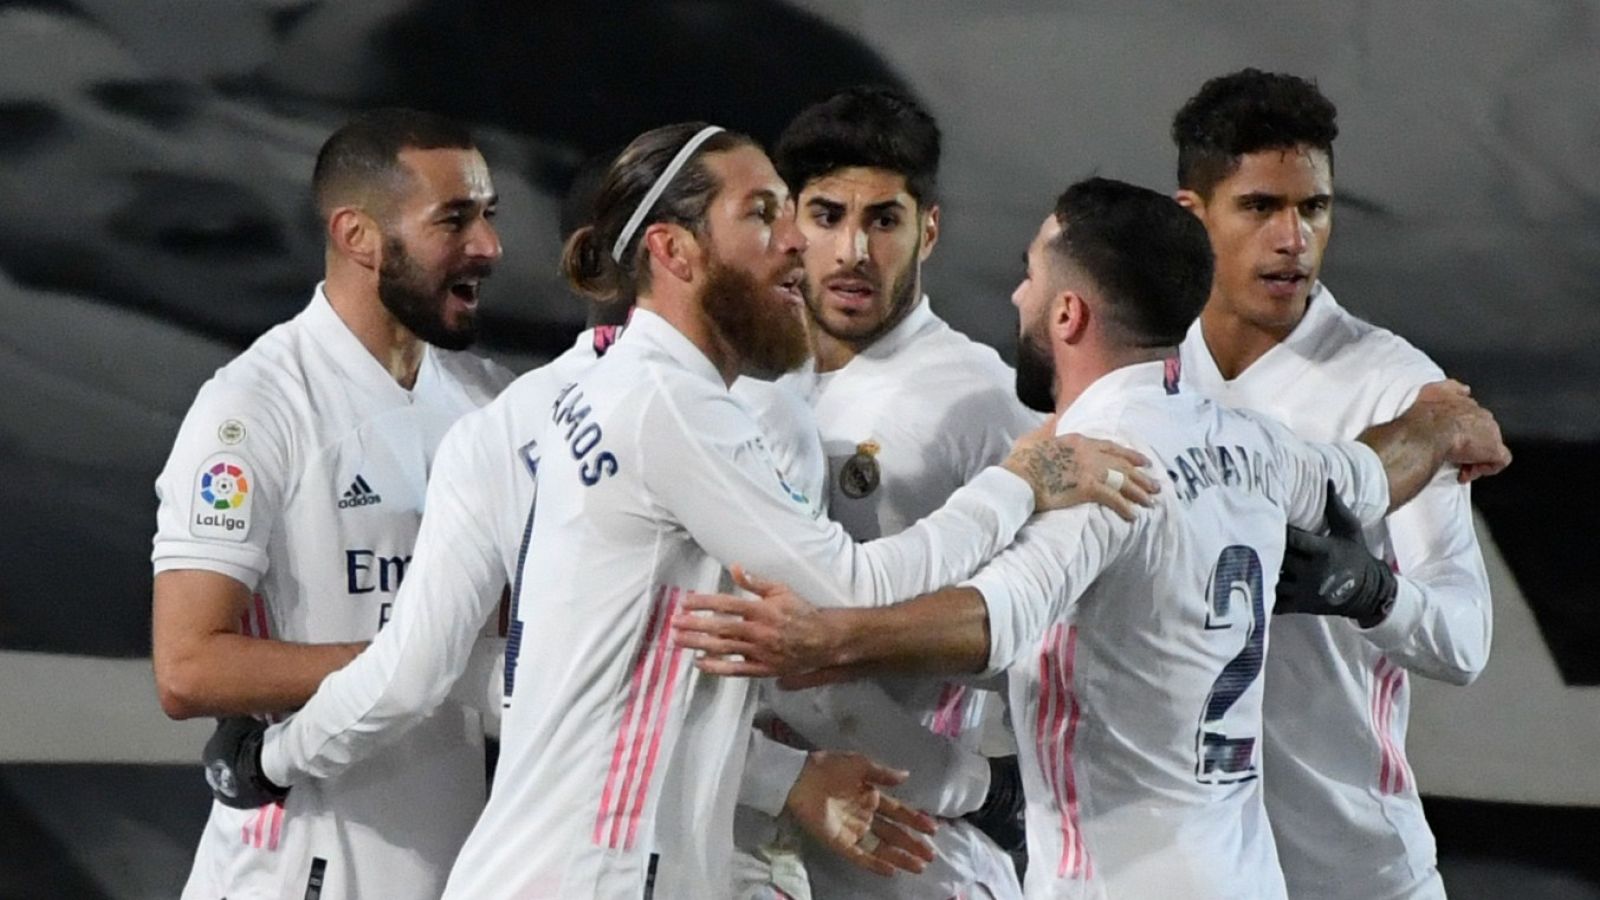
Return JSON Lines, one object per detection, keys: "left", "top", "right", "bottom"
{"left": 1014, "top": 313, "right": 1057, "bottom": 414}
{"left": 700, "top": 248, "right": 810, "bottom": 379}
{"left": 802, "top": 220, "right": 922, "bottom": 348}
{"left": 378, "top": 233, "right": 489, "bottom": 351}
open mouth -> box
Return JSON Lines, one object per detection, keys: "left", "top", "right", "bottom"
{"left": 775, "top": 269, "right": 805, "bottom": 306}
{"left": 448, "top": 277, "right": 482, "bottom": 307}
{"left": 1259, "top": 269, "right": 1309, "bottom": 297}
{"left": 823, "top": 275, "right": 876, "bottom": 310}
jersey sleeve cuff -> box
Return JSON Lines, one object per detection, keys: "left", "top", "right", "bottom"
{"left": 964, "top": 573, "right": 1017, "bottom": 678}
{"left": 1338, "top": 440, "right": 1391, "bottom": 526}
{"left": 971, "top": 466, "right": 1036, "bottom": 532}
{"left": 740, "top": 732, "right": 810, "bottom": 817}
{"left": 1362, "top": 575, "right": 1424, "bottom": 647}
{"left": 259, "top": 722, "right": 293, "bottom": 787}
{"left": 151, "top": 554, "right": 263, "bottom": 590}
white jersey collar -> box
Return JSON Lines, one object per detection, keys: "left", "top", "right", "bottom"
{"left": 857, "top": 294, "right": 938, "bottom": 361}
{"left": 622, "top": 308, "right": 726, "bottom": 387}
{"left": 305, "top": 282, "right": 432, "bottom": 400}
{"left": 1058, "top": 358, "right": 1173, "bottom": 430}
{"left": 1185, "top": 281, "right": 1343, "bottom": 386}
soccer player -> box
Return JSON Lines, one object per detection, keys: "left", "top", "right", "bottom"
{"left": 215, "top": 124, "right": 1155, "bottom": 900}
{"left": 755, "top": 85, "right": 1041, "bottom": 899}
{"left": 150, "top": 109, "right": 514, "bottom": 899}
{"left": 674, "top": 178, "right": 1511, "bottom": 900}
{"left": 1170, "top": 69, "right": 1495, "bottom": 900}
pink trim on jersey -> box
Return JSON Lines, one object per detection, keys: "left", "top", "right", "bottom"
{"left": 930, "top": 683, "right": 969, "bottom": 738}
{"left": 1371, "top": 657, "right": 1411, "bottom": 795}
{"left": 241, "top": 799, "right": 285, "bottom": 851}
{"left": 594, "top": 585, "right": 688, "bottom": 850}
{"left": 1036, "top": 624, "right": 1090, "bottom": 879}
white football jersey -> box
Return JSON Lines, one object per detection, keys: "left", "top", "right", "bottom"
{"left": 965, "top": 359, "right": 1391, "bottom": 900}
{"left": 151, "top": 286, "right": 512, "bottom": 900}
{"left": 262, "top": 308, "right": 1038, "bottom": 899}
{"left": 776, "top": 297, "right": 1039, "bottom": 899}
{"left": 1179, "top": 286, "right": 1491, "bottom": 900}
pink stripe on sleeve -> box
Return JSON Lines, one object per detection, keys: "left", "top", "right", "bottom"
{"left": 623, "top": 589, "right": 687, "bottom": 849}
{"left": 594, "top": 587, "right": 671, "bottom": 846}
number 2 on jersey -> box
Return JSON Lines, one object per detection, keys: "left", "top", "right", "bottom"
{"left": 1196, "top": 545, "right": 1264, "bottom": 784}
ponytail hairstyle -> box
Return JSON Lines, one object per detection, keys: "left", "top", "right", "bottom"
{"left": 561, "top": 122, "right": 755, "bottom": 301}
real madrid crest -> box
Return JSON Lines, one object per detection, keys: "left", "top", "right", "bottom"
{"left": 839, "top": 440, "right": 881, "bottom": 499}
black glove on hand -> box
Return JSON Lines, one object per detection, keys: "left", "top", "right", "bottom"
{"left": 1276, "top": 480, "right": 1397, "bottom": 628}
{"left": 964, "top": 755, "right": 1026, "bottom": 852}
{"left": 203, "top": 716, "right": 289, "bottom": 810}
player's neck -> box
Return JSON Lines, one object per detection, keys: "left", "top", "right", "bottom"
{"left": 1198, "top": 301, "right": 1301, "bottom": 381}
{"left": 809, "top": 329, "right": 859, "bottom": 374}
{"left": 1054, "top": 346, "right": 1170, "bottom": 413}
{"left": 323, "top": 274, "right": 426, "bottom": 390}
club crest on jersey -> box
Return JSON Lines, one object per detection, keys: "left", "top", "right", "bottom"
{"left": 191, "top": 453, "right": 251, "bottom": 541}
{"left": 839, "top": 440, "right": 881, "bottom": 499}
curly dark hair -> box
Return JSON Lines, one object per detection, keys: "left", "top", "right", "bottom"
{"left": 1171, "top": 69, "right": 1338, "bottom": 197}
{"left": 774, "top": 84, "right": 941, "bottom": 207}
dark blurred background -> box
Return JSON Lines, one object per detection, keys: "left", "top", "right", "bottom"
{"left": 1, "top": 1, "right": 1596, "bottom": 896}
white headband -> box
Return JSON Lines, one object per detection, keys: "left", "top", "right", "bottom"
{"left": 610, "top": 125, "right": 726, "bottom": 263}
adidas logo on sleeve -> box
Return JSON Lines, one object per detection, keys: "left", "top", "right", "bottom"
{"left": 338, "top": 475, "right": 383, "bottom": 509}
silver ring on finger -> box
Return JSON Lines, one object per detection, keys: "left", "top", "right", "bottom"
{"left": 1104, "top": 468, "right": 1126, "bottom": 492}
{"left": 856, "top": 831, "right": 881, "bottom": 853}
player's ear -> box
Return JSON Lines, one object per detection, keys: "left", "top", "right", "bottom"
{"left": 1057, "top": 290, "right": 1090, "bottom": 344}
{"left": 643, "top": 222, "right": 697, "bottom": 284}
{"left": 330, "top": 207, "right": 381, "bottom": 270}
{"left": 1173, "top": 189, "right": 1205, "bottom": 218}
{"left": 917, "top": 203, "right": 941, "bottom": 261}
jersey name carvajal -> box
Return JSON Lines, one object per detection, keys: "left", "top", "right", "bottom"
{"left": 965, "top": 359, "right": 1389, "bottom": 900}
{"left": 1180, "top": 285, "right": 1491, "bottom": 900}
{"left": 152, "top": 287, "right": 511, "bottom": 900}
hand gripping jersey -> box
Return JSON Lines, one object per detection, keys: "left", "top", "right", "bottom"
{"left": 262, "top": 308, "right": 1039, "bottom": 899}
{"left": 775, "top": 297, "right": 1041, "bottom": 899}
{"left": 1179, "top": 286, "right": 1491, "bottom": 900}
{"left": 963, "top": 360, "right": 1390, "bottom": 900}
{"left": 151, "top": 287, "right": 512, "bottom": 900}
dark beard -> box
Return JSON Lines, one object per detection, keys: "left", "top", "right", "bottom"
{"left": 377, "top": 236, "right": 484, "bottom": 351}
{"left": 701, "top": 256, "right": 809, "bottom": 379}
{"left": 1014, "top": 327, "right": 1057, "bottom": 413}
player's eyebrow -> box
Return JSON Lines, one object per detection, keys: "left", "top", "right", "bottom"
{"left": 1233, "top": 191, "right": 1286, "bottom": 209}
{"left": 437, "top": 195, "right": 497, "bottom": 214}
{"left": 863, "top": 199, "right": 908, "bottom": 216}
{"left": 806, "top": 197, "right": 846, "bottom": 215}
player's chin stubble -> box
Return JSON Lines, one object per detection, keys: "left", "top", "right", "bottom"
{"left": 701, "top": 257, "right": 810, "bottom": 379}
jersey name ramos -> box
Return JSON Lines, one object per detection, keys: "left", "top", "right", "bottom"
{"left": 965, "top": 360, "right": 1390, "bottom": 900}
{"left": 425, "top": 308, "right": 1033, "bottom": 899}
{"left": 1179, "top": 285, "right": 1491, "bottom": 900}
{"left": 152, "top": 287, "right": 511, "bottom": 900}
{"left": 777, "top": 297, "right": 1039, "bottom": 899}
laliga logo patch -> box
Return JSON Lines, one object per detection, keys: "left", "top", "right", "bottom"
{"left": 839, "top": 440, "right": 881, "bottom": 499}
{"left": 192, "top": 453, "right": 252, "bottom": 541}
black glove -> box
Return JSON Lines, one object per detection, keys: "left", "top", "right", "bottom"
{"left": 203, "top": 716, "right": 289, "bottom": 810}
{"left": 1276, "top": 481, "right": 1396, "bottom": 628}
{"left": 964, "top": 755, "right": 1025, "bottom": 852}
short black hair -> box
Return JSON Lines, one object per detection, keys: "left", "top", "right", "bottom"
{"left": 312, "top": 108, "right": 476, "bottom": 219}
{"left": 1171, "top": 69, "right": 1338, "bottom": 197}
{"left": 774, "top": 84, "right": 940, "bottom": 207}
{"left": 1048, "top": 177, "right": 1214, "bottom": 348}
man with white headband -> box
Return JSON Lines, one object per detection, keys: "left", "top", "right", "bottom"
{"left": 207, "top": 123, "right": 1157, "bottom": 899}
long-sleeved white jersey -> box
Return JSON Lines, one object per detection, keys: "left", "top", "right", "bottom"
{"left": 260, "top": 308, "right": 1040, "bottom": 899}
{"left": 151, "top": 286, "right": 512, "bottom": 900}
{"left": 775, "top": 297, "right": 1040, "bottom": 899}
{"left": 1179, "top": 286, "right": 1491, "bottom": 900}
{"left": 964, "top": 359, "right": 1391, "bottom": 900}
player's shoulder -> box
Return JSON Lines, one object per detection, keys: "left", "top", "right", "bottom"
{"left": 1313, "top": 291, "right": 1443, "bottom": 382}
